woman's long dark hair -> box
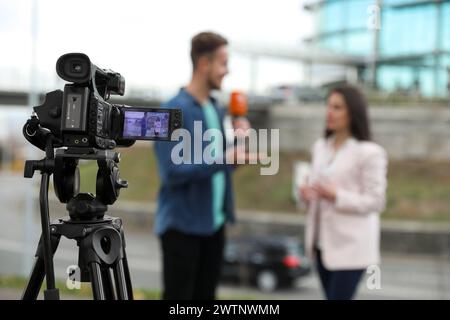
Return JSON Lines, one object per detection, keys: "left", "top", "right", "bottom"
{"left": 325, "top": 85, "right": 372, "bottom": 141}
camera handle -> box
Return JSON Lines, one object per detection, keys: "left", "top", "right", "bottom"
{"left": 23, "top": 135, "right": 60, "bottom": 300}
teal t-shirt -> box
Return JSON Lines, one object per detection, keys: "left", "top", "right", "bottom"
{"left": 202, "top": 100, "right": 226, "bottom": 231}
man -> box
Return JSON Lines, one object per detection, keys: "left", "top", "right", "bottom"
{"left": 154, "top": 31, "right": 251, "bottom": 300}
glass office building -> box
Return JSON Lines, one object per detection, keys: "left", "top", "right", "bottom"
{"left": 305, "top": 0, "right": 450, "bottom": 97}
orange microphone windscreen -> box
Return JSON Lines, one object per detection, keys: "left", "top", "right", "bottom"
{"left": 229, "top": 91, "right": 248, "bottom": 117}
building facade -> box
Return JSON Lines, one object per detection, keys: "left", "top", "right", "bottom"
{"left": 305, "top": 0, "right": 450, "bottom": 97}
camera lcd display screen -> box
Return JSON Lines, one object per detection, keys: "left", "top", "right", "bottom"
{"left": 64, "top": 93, "right": 84, "bottom": 130}
{"left": 122, "top": 110, "right": 170, "bottom": 139}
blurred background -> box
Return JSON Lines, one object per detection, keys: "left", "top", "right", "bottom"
{"left": 0, "top": 0, "right": 449, "bottom": 299}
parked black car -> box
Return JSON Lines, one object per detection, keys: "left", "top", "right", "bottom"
{"left": 221, "top": 236, "right": 311, "bottom": 292}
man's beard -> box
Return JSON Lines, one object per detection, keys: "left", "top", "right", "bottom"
{"left": 207, "top": 76, "right": 221, "bottom": 91}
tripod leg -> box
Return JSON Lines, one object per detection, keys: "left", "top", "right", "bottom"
{"left": 101, "top": 268, "right": 116, "bottom": 300}
{"left": 89, "top": 262, "right": 106, "bottom": 300}
{"left": 120, "top": 232, "right": 134, "bottom": 300}
{"left": 22, "top": 256, "right": 45, "bottom": 300}
{"left": 112, "top": 259, "right": 129, "bottom": 300}
{"left": 22, "top": 233, "right": 61, "bottom": 300}
{"left": 122, "top": 254, "right": 134, "bottom": 300}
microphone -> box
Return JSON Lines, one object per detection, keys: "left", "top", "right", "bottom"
{"left": 229, "top": 90, "right": 248, "bottom": 118}
{"left": 225, "top": 91, "right": 262, "bottom": 165}
{"left": 226, "top": 91, "right": 250, "bottom": 150}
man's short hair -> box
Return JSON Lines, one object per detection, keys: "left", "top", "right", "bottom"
{"left": 190, "top": 32, "right": 228, "bottom": 69}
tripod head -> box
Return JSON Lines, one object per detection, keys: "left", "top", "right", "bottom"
{"left": 24, "top": 116, "right": 128, "bottom": 221}
{"left": 52, "top": 148, "right": 128, "bottom": 221}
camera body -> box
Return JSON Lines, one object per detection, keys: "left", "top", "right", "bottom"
{"left": 32, "top": 53, "right": 182, "bottom": 150}
{"left": 60, "top": 84, "right": 122, "bottom": 149}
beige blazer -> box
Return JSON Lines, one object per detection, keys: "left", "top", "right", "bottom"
{"left": 305, "top": 136, "right": 388, "bottom": 270}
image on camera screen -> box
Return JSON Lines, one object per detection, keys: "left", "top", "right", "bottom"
{"left": 123, "top": 110, "right": 170, "bottom": 139}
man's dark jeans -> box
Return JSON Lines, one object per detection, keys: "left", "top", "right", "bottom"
{"left": 160, "top": 225, "right": 225, "bottom": 300}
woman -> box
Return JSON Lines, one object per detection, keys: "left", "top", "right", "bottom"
{"left": 300, "top": 85, "right": 388, "bottom": 300}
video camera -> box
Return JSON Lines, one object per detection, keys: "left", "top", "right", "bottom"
{"left": 25, "top": 52, "right": 182, "bottom": 150}
{"left": 20, "top": 53, "right": 182, "bottom": 300}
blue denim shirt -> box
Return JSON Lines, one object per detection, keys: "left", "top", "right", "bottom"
{"left": 154, "top": 88, "right": 235, "bottom": 236}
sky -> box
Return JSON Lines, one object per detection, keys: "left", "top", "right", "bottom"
{"left": 0, "top": 0, "right": 314, "bottom": 96}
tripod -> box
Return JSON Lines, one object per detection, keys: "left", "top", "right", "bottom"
{"left": 21, "top": 133, "right": 134, "bottom": 300}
